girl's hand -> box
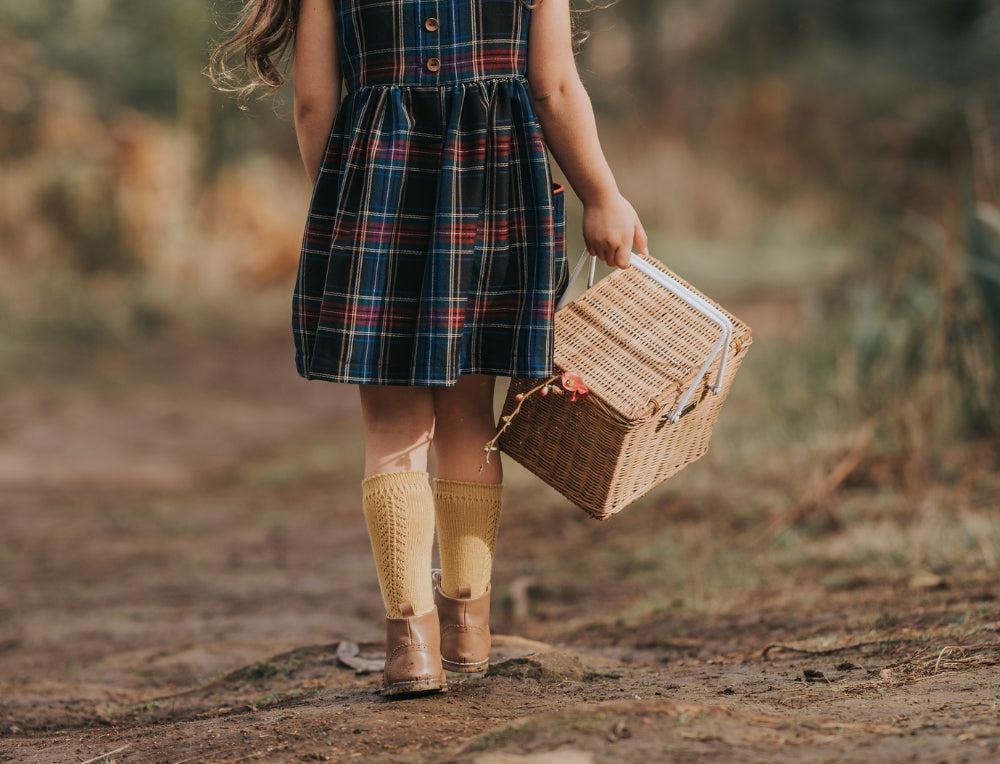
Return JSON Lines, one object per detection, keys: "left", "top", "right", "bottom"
{"left": 582, "top": 193, "right": 649, "bottom": 270}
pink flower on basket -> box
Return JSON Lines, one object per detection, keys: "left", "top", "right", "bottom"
{"left": 560, "top": 371, "right": 589, "bottom": 402}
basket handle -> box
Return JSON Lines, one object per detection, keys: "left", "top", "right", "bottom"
{"left": 558, "top": 251, "right": 734, "bottom": 424}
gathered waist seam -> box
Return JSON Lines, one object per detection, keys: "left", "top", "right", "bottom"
{"left": 345, "top": 75, "right": 529, "bottom": 94}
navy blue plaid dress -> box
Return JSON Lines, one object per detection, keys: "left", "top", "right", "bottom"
{"left": 293, "top": 0, "right": 567, "bottom": 386}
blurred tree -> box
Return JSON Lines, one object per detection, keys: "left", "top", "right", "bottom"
{"left": 0, "top": 0, "right": 297, "bottom": 171}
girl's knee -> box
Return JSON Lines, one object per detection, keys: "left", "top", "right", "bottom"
{"left": 359, "top": 386, "right": 436, "bottom": 446}
{"left": 433, "top": 375, "right": 496, "bottom": 416}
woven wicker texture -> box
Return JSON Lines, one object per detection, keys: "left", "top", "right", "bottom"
{"left": 498, "top": 252, "right": 752, "bottom": 519}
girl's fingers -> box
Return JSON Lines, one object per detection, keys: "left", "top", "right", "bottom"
{"left": 589, "top": 243, "right": 623, "bottom": 268}
{"left": 612, "top": 245, "right": 631, "bottom": 270}
{"left": 582, "top": 196, "right": 645, "bottom": 269}
{"left": 634, "top": 218, "right": 649, "bottom": 256}
{"left": 589, "top": 239, "right": 632, "bottom": 270}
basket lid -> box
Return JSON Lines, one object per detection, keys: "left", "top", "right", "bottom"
{"left": 553, "top": 253, "right": 752, "bottom": 422}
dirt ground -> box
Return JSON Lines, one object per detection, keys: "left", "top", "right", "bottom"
{"left": 1, "top": 320, "right": 999, "bottom": 763}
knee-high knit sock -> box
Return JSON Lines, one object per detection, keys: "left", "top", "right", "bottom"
{"left": 361, "top": 471, "right": 436, "bottom": 618}
{"left": 433, "top": 479, "right": 502, "bottom": 599}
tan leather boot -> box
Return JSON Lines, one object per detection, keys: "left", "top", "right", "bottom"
{"left": 433, "top": 570, "right": 491, "bottom": 675}
{"left": 383, "top": 602, "right": 446, "bottom": 698}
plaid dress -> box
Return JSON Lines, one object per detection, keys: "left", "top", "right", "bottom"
{"left": 293, "top": 0, "right": 567, "bottom": 386}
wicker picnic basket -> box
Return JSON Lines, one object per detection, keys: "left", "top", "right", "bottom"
{"left": 497, "top": 251, "right": 753, "bottom": 520}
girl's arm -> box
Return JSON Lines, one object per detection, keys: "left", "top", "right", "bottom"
{"left": 293, "top": 0, "right": 341, "bottom": 184}
{"left": 527, "top": 0, "right": 647, "bottom": 269}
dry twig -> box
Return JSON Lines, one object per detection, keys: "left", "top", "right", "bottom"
{"left": 79, "top": 744, "right": 131, "bottom": 764}
{"left": 762, "top": 640, "right": 884, "bottom": 661}
{"left": 336, "top": 640, "right": 384, "bottom": 674}
{"left": 759, "top": 419, "right": 875, "bottom": 544}
{"left": 479, "top": 375, "right": 560, "bottom": 471}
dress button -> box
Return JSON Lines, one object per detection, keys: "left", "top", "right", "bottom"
{"left": 426, "top": 57, "right": 441, "bottom": 72}
{"left": 424, "top": 17, "right": 439, "bottom": 32}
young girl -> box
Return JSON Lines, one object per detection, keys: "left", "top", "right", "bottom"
{"left": 212, "top": 0, "right": 646, "bottom": 698}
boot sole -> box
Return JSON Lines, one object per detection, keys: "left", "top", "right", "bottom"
{"left": 442, "top": 658, "right": 489, "bottom": 676}
{"left": 382, "top": 678, "right": 446, "bottom": 698}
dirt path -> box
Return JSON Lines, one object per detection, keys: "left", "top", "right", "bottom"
{"left": 1, "top": 326, "right": 999, "bottom": 763}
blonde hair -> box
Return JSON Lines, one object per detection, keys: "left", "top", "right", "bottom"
{"left": 208, "top": 0, "right": 301, "bottom": 102}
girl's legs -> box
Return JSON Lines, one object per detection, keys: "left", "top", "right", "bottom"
{"left": 431, "top": 374, "right": 501, "bottom": 485}
{"left": 358, "top": 386, "right": 436, "bottom": 618}
{"left": 359, "top": 385, "right": 435, "bottom": 479}
{"left": 357, "top": 377, "right": 502, "bottom": 682}
{"left": 431, "top": 375, "right": 504, "bottom": 597}
{"left": 359, "top": 385, "right": 444, "bottom": 696}
{"left": 434, "top": 376, "right": 502, "bottom": 674}
{"left": 431, "top": 375, "right": 503, "bottom": 674}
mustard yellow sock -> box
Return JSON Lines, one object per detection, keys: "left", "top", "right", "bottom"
{"left": 361, "top": 470, "right": 435, "bottom": 618}
{"left": 433, "top": 479, "right": 503, "bottom": 599}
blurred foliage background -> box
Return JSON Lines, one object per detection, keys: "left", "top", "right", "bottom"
{"left": 1, "top": 0, "right": 999, "bottom": 489}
